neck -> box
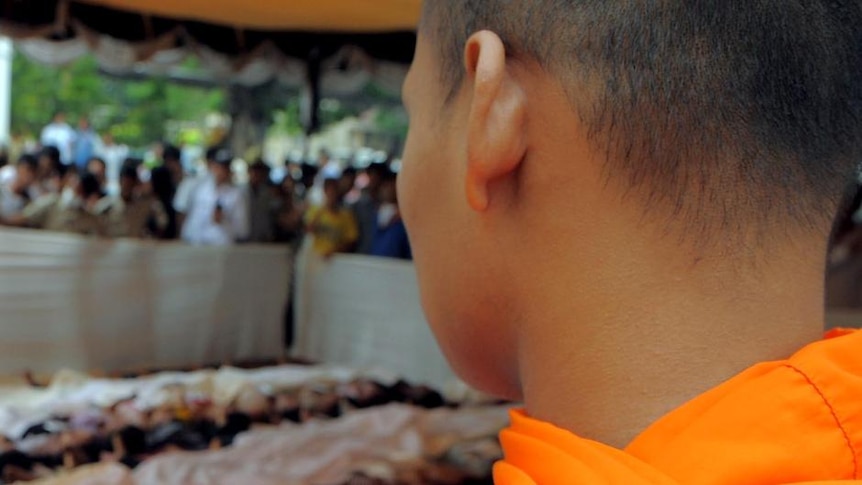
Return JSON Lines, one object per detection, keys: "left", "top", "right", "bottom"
{"left": 515, "top": 229, "right": 826, "bottom": 448}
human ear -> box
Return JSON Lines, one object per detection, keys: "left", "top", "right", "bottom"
{"left": 463, "top": 30, "right": 528, "bottom": 212}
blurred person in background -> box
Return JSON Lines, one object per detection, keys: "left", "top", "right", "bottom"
{"left": 74, "top": 118, "right": 98, "bottom": 171}
{"left": 40, "top": 112, "right": 76, "bottom": 165}
{"left": 0, "top": 154, "right": 39, "bottom": 223}
{"left": 305, "top": 178, "right": 358, "bottom": 259}
{"left": 181, "top": 149, "right": 248, "bottom": 246}
{"left": 12, "top": 171, "right": 103, "bottom": 235}
{"left": 338, "top": 166, "right": 359, "bottom": 205}
{"left": 174, "top": 146, "right": 215, "bottom": 235}
{"left": 352, "top": 163, "right": 389, "bottom": 255}
{"left": 36, "top": 146, "right": 64, "bottom": 196}
{"left": 86, "top": 157, "right": 108, "bottom": 193}
{"left": 370, "top": 171, "right": 411, "bottom": 260}
{"left": 149, "top": 163, "right": 179, "bottom": 240}
{"left": 274, "top": 174, "right": 305, "bottom": 247}
{"left": 0, "top": 147, "right": 8, "bottom": 182}
{"left": 246, "top": 159, "right": 278, "bottom": 243}
{"left": 97, "top": 133, "right": 129, "bottom": 197}
{"left": 298, "top": 163, "right": 319, "bottom": 202}
{"left": 96, "top": 165, "right": 169, "bottom": 239}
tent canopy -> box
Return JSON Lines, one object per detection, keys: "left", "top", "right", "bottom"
{"left": 0, "top": 1, "right": 421, "bottom": 63}
{"left": 78, "top": 0, "right": 422, "bottom": 33}
{"left": 0, "top": 1, "right": 422, "bottom": 133}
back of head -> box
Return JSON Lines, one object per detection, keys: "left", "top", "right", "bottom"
{"left": 423, "top": 0, "right": 862, "bottom": 241}
{"left": 206, "top": 146, "right": 231, "bottom": 165}
{"left": 323, "top": 177, "right": 340, "bottom": 193}
{"left": 366, "top": 163, "right": 390, "bottom": 178}
{"left": 79, "top": 172, "right": 103, "bottom": 199}
{"left": 301, "top": 163, "right": 319, "bottom": 186}
{"left": 341, "top": 166, "right": 357, "bottom": 179}
{"left": 120, "top": 165, "right": 139, "bottom": 183}
{"left": 17, "top": 154, "right": 39, "bottom": 173}
{"left": 40, "top": 146, "right": 61, "bottom": 166}
{"left": 150, "top": 165, "right": 173, "bottom": 199}
{"left": 249, "top": 159, "right": 271, "bottom": 174}
{"left": 88, "top": 157, "right": 106, "bottom": 172}
{"left": 163, "top": 145, "right": 182, "bottom": 164}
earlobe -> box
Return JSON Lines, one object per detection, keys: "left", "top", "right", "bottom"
{"left": 463, "top": 31, "right": 528, "bottom": 213}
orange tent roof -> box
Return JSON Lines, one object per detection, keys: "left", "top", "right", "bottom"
{"left": 77, "top": 0, "right": 423, "bottom": 32}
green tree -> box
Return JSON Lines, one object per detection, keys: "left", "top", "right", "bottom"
{"left": 11, "top": 49, "right": 226, "bottom": 147}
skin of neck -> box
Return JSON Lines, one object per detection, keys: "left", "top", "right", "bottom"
{"left": 507, "top": 154, "right": 828, "bottom": 447}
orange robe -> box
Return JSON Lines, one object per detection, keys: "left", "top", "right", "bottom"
{"left": 495, "top": 329, "right": 862, "bottom": 484}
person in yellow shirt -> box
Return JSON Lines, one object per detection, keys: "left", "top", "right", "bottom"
{"left": 305, "top": 178, "right": 358, "bottom": 258}
{"left": 398, "top": 1, "right": 862, "bottom": 484}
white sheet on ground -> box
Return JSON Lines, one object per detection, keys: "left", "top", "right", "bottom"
{"left": 132, "top": 404, "right": 508, "bottom": 485}
{"left": 0, "top": 364, "right": 405, "bottom": 440}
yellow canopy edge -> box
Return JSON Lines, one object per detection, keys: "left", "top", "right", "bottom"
{"left": 76, "top": 0, "right": 423, "bottom": 32}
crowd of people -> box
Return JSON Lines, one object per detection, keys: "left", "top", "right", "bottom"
{"left": 0, "top": 113, "right": 411, "bottom": 261}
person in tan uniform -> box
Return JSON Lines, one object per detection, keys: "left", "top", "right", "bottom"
{"left": 18, "top": 171, "right": 102, "bottom": 236}
{"left": 96, "top": 166, "right": 168, "bottom": 239}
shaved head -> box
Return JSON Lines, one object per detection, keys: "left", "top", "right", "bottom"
{"left": 423, "top": 1, "right": 862, "bottom": 239}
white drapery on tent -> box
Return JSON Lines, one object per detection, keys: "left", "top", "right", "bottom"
{"left": 0, "top": 0, "right": 418, "bottom": 92}
{"left": 10, "top": 30, "right": 409, "bottom": 94}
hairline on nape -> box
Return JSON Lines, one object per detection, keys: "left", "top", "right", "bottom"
{"left": 419, "top": 0, "right": 862, "bottom": 243}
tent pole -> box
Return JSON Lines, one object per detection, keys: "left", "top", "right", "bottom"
{"left": 0, "top": 36, "right": 11, "bottom": 146}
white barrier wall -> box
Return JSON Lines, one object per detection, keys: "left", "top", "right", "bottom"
{"left": 0, "top": 228, "right": 459, "bottom": 390}
{"left": 0, "top": 228, "right": 290, "bottom": 373}
{"left": 292, "top": 240, "right": 460, "bottom": 391}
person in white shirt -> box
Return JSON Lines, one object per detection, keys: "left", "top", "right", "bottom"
{"left": 39, "top": 112, "right": 77, "bottom": 166}
{"left": 97, "top": 134, "right": 129, "bottom": 197}
{"left": 174, "top": 146, "right": 213, "bottom": 235}
{"left": 0, "top": 154, "right": 39, "bottom": 222}
{"left": 180, "top": 149, "right": 249, "bottom": 246}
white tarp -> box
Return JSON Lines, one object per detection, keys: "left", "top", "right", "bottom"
{"left": 293, "top": 239, "right": 460, "bottom": 392}
{"left": 29, "top": 404, "right": 509, "bottom": 485}
{"left": 0, "top": 364, "right": 405, "bottom": 441}
{"left": 133, "top": 404, "right": 508, "bottom": 485}
{"left": 0, "top": 228, "right": 291, "bottom": 374}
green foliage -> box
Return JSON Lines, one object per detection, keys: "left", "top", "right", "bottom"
{"left": 11, "top": 49, "right": 226, "bottom": 148}
{"left": 270, "top": 98, "right": 304, "bottom": 137}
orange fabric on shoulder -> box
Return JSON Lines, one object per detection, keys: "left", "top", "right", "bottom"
{"left": 494, "top": 330, "right": 862, "bottom": 485}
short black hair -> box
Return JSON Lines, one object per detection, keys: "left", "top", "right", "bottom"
{"left": 366, "top": 163, "right": 390, "bottom": 178}
{"left": 206, "top": 146, "right": 231, "bottom": 164}
{"left": 79, "top": 172, "right": 103, "bottom": 198}
{"left": 87, "top": 157, "right": 106, "bottom": 171}
{"left": 381, "top": 169, "right": 398, "bottom": 184}
{"left": 122, "top": 157, "right": 143, "bottom": 173}
{"left": 206, "top": 146, "right": 226, "bottom": 162}
{"left": 249, "top": 159, "right": 271, "bottom": 173}
{"left": 423, "top": 1, "right": 862, "bottom": 238}
{"left": 120, "top": 165, "right": 139, "bottom": 182}
{"left": 301, "top": 163, "right": 319, "bottom": 180}
{"left": 40, "top": 146, "right": 61, "bottom": 164}
{"left": 341, "top": 166, "right": 358, "bottom": 178}
{"left": 163, "top": 145, "right": 182, "bottom": 163}
{"left": 17, "top": 154, "right": 38, "bottom": 172}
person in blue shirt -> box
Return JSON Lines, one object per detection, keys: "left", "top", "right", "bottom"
{"left": 370, "top": 171, "right": 411, "bottom": 260}
{"left": 74, "top": 118, "right": 98, "bottom": 171}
